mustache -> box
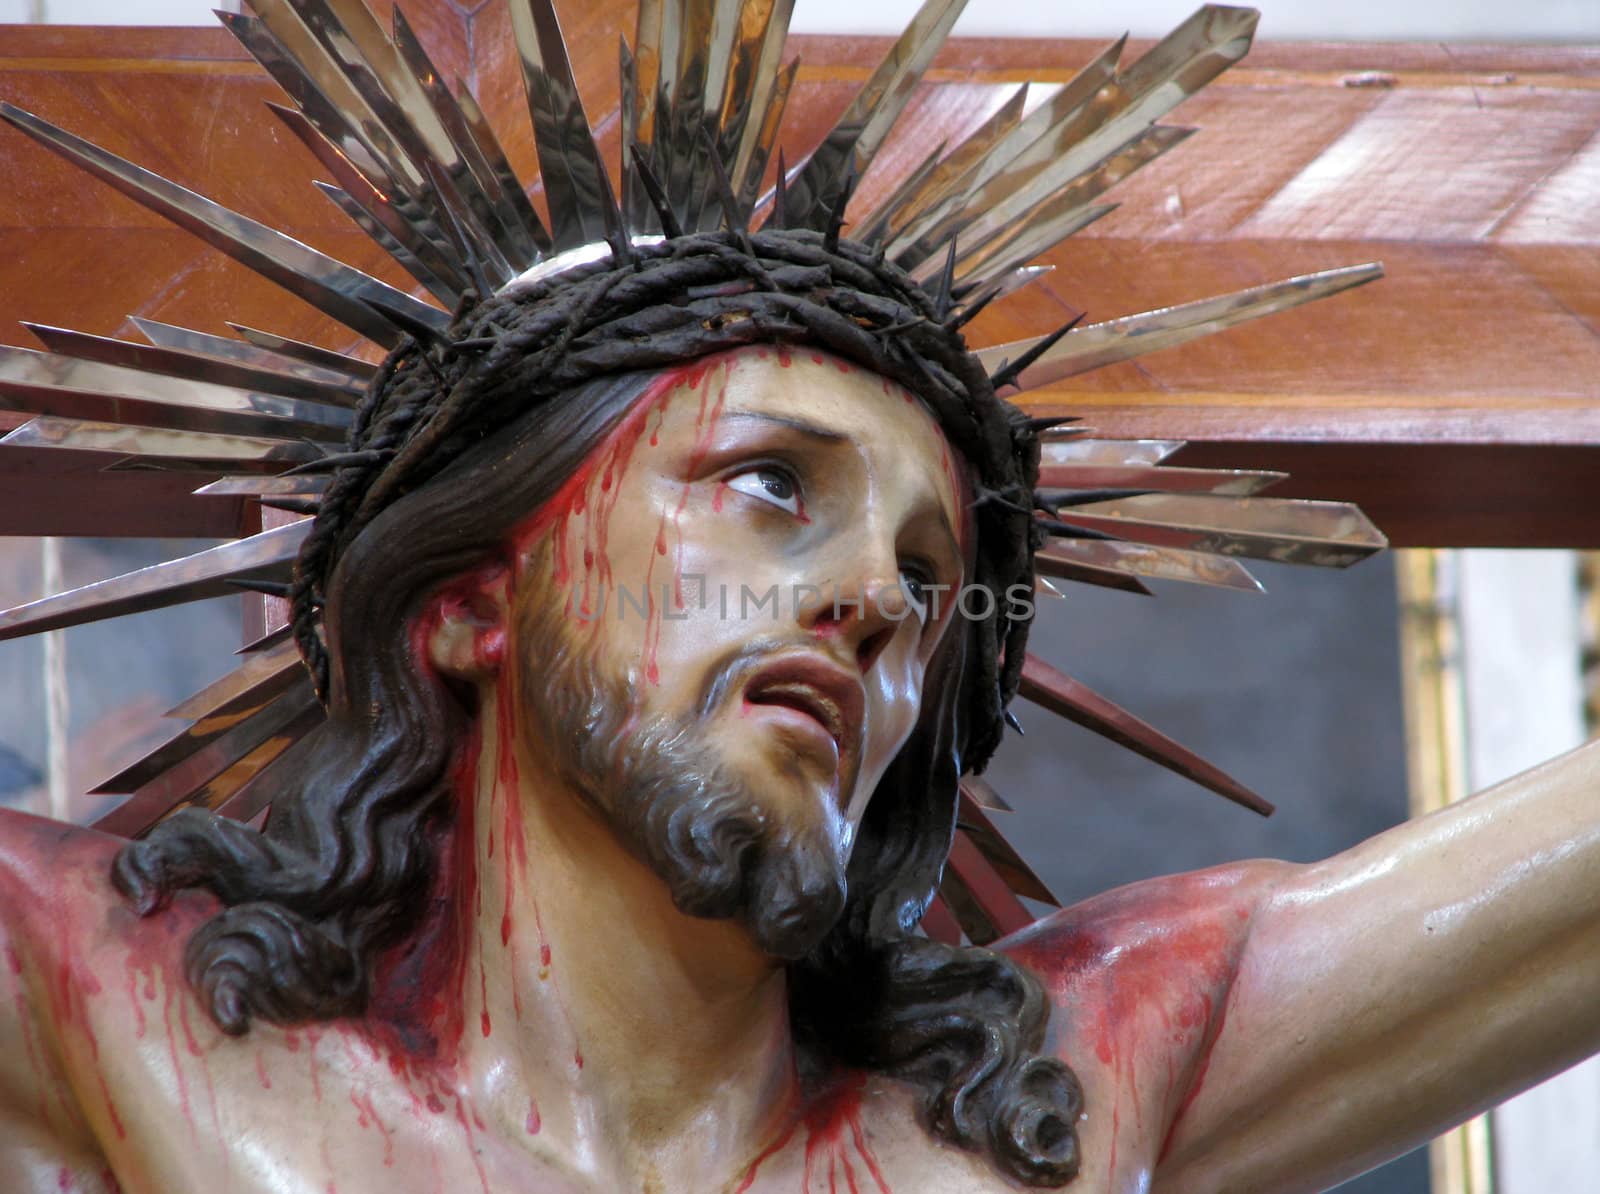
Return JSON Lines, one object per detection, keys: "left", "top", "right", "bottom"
{"left": 694, "top": 632, "right": 823, "bottom": 721}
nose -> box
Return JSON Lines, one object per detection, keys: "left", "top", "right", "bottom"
{"left": 802, "top": 570, "right": 912, "bottom": 673}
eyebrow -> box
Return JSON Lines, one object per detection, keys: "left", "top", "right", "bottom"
{"left": 721, "top": 410, "right": 851, "bottom": 444}
{"left": 725, "top": 408, "right": 963, "bottom": 569}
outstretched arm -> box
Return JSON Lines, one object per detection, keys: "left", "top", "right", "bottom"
{"left": 1157, "top": 738, "right": 1600, "bottom": 1193}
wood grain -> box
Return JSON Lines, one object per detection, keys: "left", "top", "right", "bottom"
{"left": 0, "top": 5, "right": 1593, "bottom": 544}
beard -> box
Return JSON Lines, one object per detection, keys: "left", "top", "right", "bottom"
{"left": 513, "top": 573, "right": 850, "bottom": 960}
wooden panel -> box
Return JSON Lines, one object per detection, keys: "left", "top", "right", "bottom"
{"left": 1236, "top": 88, "right": 1600, "bottom": 241}
{"left": 0, "top": 8, "right": 1594, "bottom": 546}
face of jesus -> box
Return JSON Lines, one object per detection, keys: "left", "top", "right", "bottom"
{"left": 509, "top": 347, "right": 969, "bottom": 893}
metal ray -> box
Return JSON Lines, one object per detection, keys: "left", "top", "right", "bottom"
{"left": 632, "top": 0, "right": 666, "bottom": 161}
{"left": 453, "top": 84, "right": 554, "bottom": 255}
{"left": 942, "top": 125, "right": 1194, "bottom": 282}
{"left": 0, "top": 522, "right": 308, "bottom": 642}
{"left": 414, "top": 157, "right": 518, "bottom": 290}
{"left": 935, "top": 867, "right": 994, "bottom": 945}
{"left": 1019, "top": 654, "right": 1273, "bottom": 815}
{"left": 1061, "top": 494, "right": 1388, "bottom": 567}
{"left": 620, "top": 37, "right": 651, "bottom": 233}
{"left": 701, "top": 0, "right": 756, "bottom": 142}
{"left": 1032, "top": 551, "right": 1155, "bottom": 595}
{"left": 313, "top": 180, "right": 465, "bottom": 304}
{"left": 392, "top": 8, "right": 540, "bottom": 269}
{"left": 0, "top": 347, "right": 351, "bottom": 440}
{"left": 915, "top": 8, "right": 1258, "bottom": 274}
{"left": 957, "top": 791, "right": 1058, "bottom": 906}
{"left": 681, "top": 0, "right": 765, "bottom": 231}
{"left": 919, "top": 197, "right": 1116, "bottom": 286}
{"left": 226, "top": 324, "right": 380, "bottom": 380}
{"left": 979, "top": 264, "right": 1386, "bottom": 390}
{"left": 305, "top": 0, "right": 519, "bottom": 268}
{"left": 162, "top": 636, "right": 303, "bottom": 721}
{"left": 852, "top": 137, "right": 947, "bottom": 247}
{"left": 709, "top": 0, "right": 776, "bottom": 150}
{"left": 218, "top": 10, "right": 415, "bottom": 198}
{"left": 1041, "top": 438, "right": 1185, "bottom": 467}
{"left": 885, "top": 35, "right": 1125, "bottom": 260}
{"left": 1037, "top": 462, "right": 1286, "bottom": 498}
{"left": 952, "top": 264, "right": 1052, "bottom": 319}
{"left": 99, "top": 662, "right": 306, "bottom": 792}
{"left": 735, "top": 58, "right": 797, "bottom": 213}
{"left": 1, "top": 417, "right": 321, "bottom": 470}
{"left": 1034, "top": 539, "right": 1264, "bottom": 593}
{"left": 664, "top": 0, "right": 716, "bottom": 224}
{"left": 268, "top": 99, "right": 468, "bottom": 299}
{"left": 129, "top": 318, "right": 372, "bottom": 389}
{"left": 769, "top": 0, "right": 967, "bottom": 230}
{"left": 509, "top": 0, "right": 614, "bottom": 250}
{"left": 920, "top": 896, "right": 963, "bottom": 945}
{"left": 958, "top": 774, "right": 1012, "bottom": 814}
{"left": 92, "top": 683, "right": 322, "bottom": 839}
{"left": 945, "top": 830, "right": 1035, "bottom": 941}
{"left": 723, "top": 0, "right": 793, "bottom": 210}
{"left": 856, "top": 83, "right": 1027, "bottom": 245}
{"left": 627, "top": 0, "right": 665, "bottom": 232}
{"left": 195, "top": 474, "right": 331, "bottom": 498}
{"left": 23, "top": 324, "right": 364, "bottom": 408}
{"left": 0, "top": 103, "right": 445, "bottom": 348}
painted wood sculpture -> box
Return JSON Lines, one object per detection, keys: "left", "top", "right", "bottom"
{"left": 0, "top": 0, "right": 1593, "bottom": 1191}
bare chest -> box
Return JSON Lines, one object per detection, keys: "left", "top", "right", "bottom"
{"left": 71, "top": 1027, "right": 1094, "bottom": 1194}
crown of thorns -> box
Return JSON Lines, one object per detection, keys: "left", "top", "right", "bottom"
{"left": 292, "top": 227, "right": 1043, "bottom": 770}
{"left": 0, "top": 0, "right": 1387, "bottom": 938}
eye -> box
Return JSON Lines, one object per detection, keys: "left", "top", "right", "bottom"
{"left": 898, "top": 563, "right": 934, "bottom": 620}
{"left": 725, "top": 465, "right": 802, "bottom": 516}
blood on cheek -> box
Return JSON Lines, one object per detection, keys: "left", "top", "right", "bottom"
{"left": 505, "top": 358, "right": 735, "bottom": 687}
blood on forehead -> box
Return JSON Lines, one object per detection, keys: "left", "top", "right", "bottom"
{"left": 503, "top": 346, "right": 974, "bottom": 582}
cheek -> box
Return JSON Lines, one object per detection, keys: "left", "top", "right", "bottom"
{"left": 858, "top": 641, "right": 926, "bottom": 789}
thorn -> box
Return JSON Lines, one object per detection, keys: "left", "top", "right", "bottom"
{"left": 630, "top": 143, "right": 683, "bottom": 238}
{"left": 1036, "top": 488, "right": 1155, "bottom": 509}
{"left": 948, "top": 287, "right": 996, "bottom": 330}
{"left": 359, "top": 297, "right": 452, "bottom": 351}
{"left": 281, "top": 448, "right": 393, "bottom": 476}
{"left": 988, "top": 312, "right": 1087, "bottom": 393}
{"left": 933, "top": 236, "right": 958, "bottom": 321}
{"left": 699, "top": 125, "right": 752, "bottom": 252}
{"left": 771, "top": 149, "right": 788, "bottom": 232}
{"left": 970, "top": 486, "right": 1033, "bottom": 515}
{"left": 1025, "top": 415, "right": 1082, "bottom": 433}
{"left": 822, "top": 162, "right": 858, "bottom": 255}
{"left": 227, "top": 578, "right": 295, "bottom": 599}
{"left": 594, "top": 151, "right": 634, "bottom": 265}
{"left": 422, "top": 160, "right": 495, "bottom": 296}
{"left": 1035, "top": 515, "right": 1118, "bottom": 541}
{"left": 259, "top": 496, "right": 322, "bottom": 516}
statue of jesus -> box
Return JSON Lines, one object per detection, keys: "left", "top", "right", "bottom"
{"left": 0, "top": 334, "right": 1595, "bottom": 1194}
{"left": 0, "top": 0, "right": 1595, "bottom": 1188}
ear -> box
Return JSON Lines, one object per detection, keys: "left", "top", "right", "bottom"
{"left": 423, "top": 563, "right": 512, "bottom": 682}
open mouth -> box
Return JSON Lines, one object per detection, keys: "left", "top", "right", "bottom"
{"left": 742, "top": 654, "right": 864, "bottom": 765}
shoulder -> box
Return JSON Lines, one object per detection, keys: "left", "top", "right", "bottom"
{"left": 0, "top": 809, "right": 215, "bottom": 1176}
{"left": 998, "top": 860, "right": 1290, "bottom": 1001}
{"left": 993, "top": 862, "right": 1294, "bottom": 1186}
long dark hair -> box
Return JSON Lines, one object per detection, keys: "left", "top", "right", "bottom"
{"left": 113, "top": 364, "right": 1082, "bottom": 1185}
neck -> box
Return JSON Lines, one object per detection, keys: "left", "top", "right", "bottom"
{"left": 448, "top": 682, "right": 800, "bottom": 1189}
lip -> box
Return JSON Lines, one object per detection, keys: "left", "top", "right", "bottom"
{"left": 741, "top": 652, "right": 865, "bottom": 771}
